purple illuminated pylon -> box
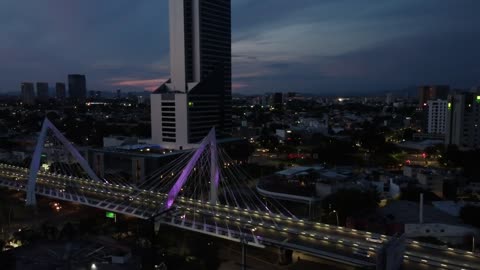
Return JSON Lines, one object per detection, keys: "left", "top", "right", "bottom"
{"left": 166, "top": 143, "right": 207, "bottom": 208}
{"left": 166, "top": 128, "right": 218, "bottom": 209}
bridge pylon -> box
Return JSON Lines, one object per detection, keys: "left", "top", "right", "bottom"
{"left": 26, "top": 117, "right": 102, "bottom": 206}
{"left": 165, "top": 127, "right": 221, "bottom": 209}
{"left": 209, "top": 127, "right": 219, "bottom": 204}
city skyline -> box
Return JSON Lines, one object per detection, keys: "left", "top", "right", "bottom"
{"left": 0, "top": 0, "right": 479, "bottom": 94}
{"left": 1, "top": 1, "right": 480, "bottom": 269}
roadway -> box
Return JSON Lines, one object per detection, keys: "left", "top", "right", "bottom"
{"left": 1, "top": 163, "right": 479, "bottom": 270}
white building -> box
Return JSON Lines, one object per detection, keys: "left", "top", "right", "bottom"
{"left": 427, "top": 99, "right": 448, "bottom": 135}
{"left": 151, "top": 0, "right": 232, "bottom": 150}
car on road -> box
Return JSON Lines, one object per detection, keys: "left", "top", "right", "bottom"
{"left": 49, "top": 201, "right": 62, "bottom": 211}
{"left": 366, "top": 236, "right": 383, "bottom": 243}
{"left": 353, "top": 250, "right": 371, "bottom": 258}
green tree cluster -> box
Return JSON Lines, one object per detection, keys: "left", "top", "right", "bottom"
{"left": 322, "top": 188, "right": 380, "bottom": 225}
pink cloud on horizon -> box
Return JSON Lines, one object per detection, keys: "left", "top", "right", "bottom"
{"left": 233, "top": 82, "right": 249, "bottom": 90}
{"left": 110, "top": 77, "right": 248, "bottom": 92}
{"left": 110, "top": 77, "right": 167, "bottom": 91}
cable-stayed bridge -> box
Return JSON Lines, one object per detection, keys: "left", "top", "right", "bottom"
{"left": 0, "top": 118, "right": 479, "bottom": 270}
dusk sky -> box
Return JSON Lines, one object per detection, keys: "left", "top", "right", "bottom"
{"left": 1, "top": 0, "right": 479, "bottom": 95}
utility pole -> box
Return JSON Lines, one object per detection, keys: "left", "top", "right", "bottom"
{"left": 241, "top": 236, "right": 247, "bottom": 270}
{"left": 473, "top": 235, "right": 475, "bottom": 253}
{"left": 240, "top": 225, "right": 252, "bottom": 270}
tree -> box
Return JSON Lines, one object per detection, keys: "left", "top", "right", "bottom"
{"left": 59, "top": 222, "right": 76, "bottom": 240}
{"left": 440, "top": 146, "right": 480, "bottom": 180}
{"left": 311, "top": 136, "right": 357, "bottom": 165}
{"left": 0, "top": 251, "right": 16, "bottom": 269}
{"left": 400, "top": 184, "right": 441, "bottom": 202}
{"left": 322, "top": 189, "right": 380, "bottom": 225}
{"left": 402, "top": 128, "right": 415, "bottom": 141}
{"left": 460, "top": 205, "right": 480, "bottom": 228}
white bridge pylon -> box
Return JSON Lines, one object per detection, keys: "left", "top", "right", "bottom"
{"left": 26, "top": 118, "right": 102, "bottom": 206}
{"left": 165, "top": 127, "right": 220, "bottom": 209}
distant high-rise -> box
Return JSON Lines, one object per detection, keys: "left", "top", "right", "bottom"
{"left": 386, "top": 92, "right": 394, "bottom": 104}
{"left": 418, "top": 85, "right": 449, "bottom": 108}
{"left": 36, "top": 82, "right": 49, "bottom": 103}
{"left": 55, "top": 83, "right": 66, "bottom": 101}
{"left": 426, "top": 99, "right": 448, "bottom": 135}
{"left": 21, "top": 82, "right": 35, "bottom": 105}
{"left": 151, "top": 0, "right": 232, "bottom": 149}
{"left": 68, "top": 74, "right": 87, "bottom": 102}
{"left": 270, "top": 92, "right": 284, "bottom": 108}
{"left": 446, "top": 92, "right": 480, "bottom": 149}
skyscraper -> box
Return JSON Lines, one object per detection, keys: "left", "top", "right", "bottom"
{"left": 426, "top": 99, "right": 448, "bottom": 135}
{"left": 21, "top": 82, "right": 35, "bottom": 105}
{"left": 419, "top": 85, "right": 450, "bottom": 133}
{"left": 270, "top": 92, "right": 284, "bottom": 108}
{"left": 151, "top": 0, "right": 232, "bottom": 149}
{"left": 445, "top": 92, "right": 480, "bottom": 149}
{"left": 68, "top": 74, "right": 87, "bottom": 102}
{"left": 36, "top": 82, "right": 49, "bottom": 103}
{"left": 56, "top": 82, "right": 66, "bottom": 101}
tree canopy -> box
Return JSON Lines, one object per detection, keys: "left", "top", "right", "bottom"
{"left": 322, "top": 188, "right": 380, "bottom": 225}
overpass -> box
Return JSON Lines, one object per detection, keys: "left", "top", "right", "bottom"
{"left": 0, "top": 118, "right": 478, "bottom": 270}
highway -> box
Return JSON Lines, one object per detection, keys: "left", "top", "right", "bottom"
{"left": 1, "top": 163, "right": 479, "bottom": 270}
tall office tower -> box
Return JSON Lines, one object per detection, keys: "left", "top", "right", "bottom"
{"left": 418, "top": 85, "right": 450, "bottom": 108}
{"left": 426, "top": 99, "right": 448, "bottom": 135}
{"left": 55, "top": 83, "right": 66, "bottom": 101}
{"left": 151, "top": 0, "right": 232, "bottom": 149}
{"left": 21, "top": 82, "right": 35, "bottom": 105}
{"left": 36, "top": 82, "right": 49, "bottom": 103}
{"left": 270, "top": 92, "right": 284, "bottom": 108}
{"left": 445, "top": 92, "right": 480, "bottom": 149}
{"left": 68, "top": 74, "right": 87, "bottom": 102}
{"left": 419, "top": 85, "right": 450, "bottom": 133}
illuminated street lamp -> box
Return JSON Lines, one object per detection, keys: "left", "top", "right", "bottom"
{"left": 333, "top": 210, "right": 339, "bottom": 226}
{"left": 328, "top": 209, "right": 339, "bottom": 226}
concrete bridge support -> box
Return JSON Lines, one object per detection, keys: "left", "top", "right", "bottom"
{"left": 132, "top": 157, "right": 146, "bottom": 184}
{"left": 93, "top": 153, "right": 104, "bottom": 178}
{"left": 278, "top": 247, "right": 293, "bottom": 265}
{"left": 376, "top": 235, "right": 406, "bottom": 270}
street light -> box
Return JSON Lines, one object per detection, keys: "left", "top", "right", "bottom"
{"left": 241, "top": 233, "right": 247, "bottom": 270}
{"left": 329, "top": 210, "right": 339, "bottom": 226}
{"left": 240, "top": 225, "right": 257, "bottom": 270}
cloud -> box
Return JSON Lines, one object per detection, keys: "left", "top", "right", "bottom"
{"left": 319, "top": 31, "right": 480, "bottom": 88}
{"left": 232, "top": 82, "right": 249, "bottom": 90}
{"left": 1, "top": 0, "right": 480, "bottom": 94}
{"left": 109, "top": 77, "right": 168, "bottom": 92}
